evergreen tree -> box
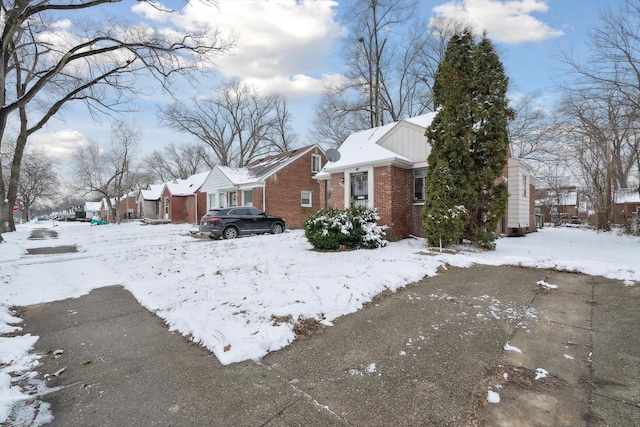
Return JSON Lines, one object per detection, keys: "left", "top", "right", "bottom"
{"left": 467, "top": 36, "right": 512, "bottom": 247}
{"left": 423, "top": 31, "right": 511, "bottom": 248}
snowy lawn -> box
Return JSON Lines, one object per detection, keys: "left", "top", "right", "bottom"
{"left": 1, "top": 220, "right": 638, "bottom": 422}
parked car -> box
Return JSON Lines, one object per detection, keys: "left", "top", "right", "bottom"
{"left": 199, "top": 207, "right": 286, "bottom": 239}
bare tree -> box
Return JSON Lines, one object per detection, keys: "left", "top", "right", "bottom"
{"left": 562, "top": 0, "right": 640, "bottom": 112}
{"left": 0, "top": 0, "right": 233, "bottom": 241}
{"left": 557, "top": 89, "right": 640, "bottom": 230}
{"left": 143, "top": 142, "right": 212, "bottom": 182}
{"left": 558, "top": 0, "right": 640, "bottom": 188}
{"left": 16, "top": 150, "right": 59, "bottom": 223}
{"left": 70, "top": 120, "right": 141, "bottom": 222}
{"left": 509, "top": 93, "right": 560, "bottom": 162}
{"left": 311, "top": 2, "right": 469, "bottom": 147}
{"left": 159, "top": 78, "right": 296, "bottom": 167}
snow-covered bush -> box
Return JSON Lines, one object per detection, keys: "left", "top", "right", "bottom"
{"left": 304, "top": 206, "right": 388, "bottom": 250}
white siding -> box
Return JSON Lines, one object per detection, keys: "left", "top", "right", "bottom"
{"left": 201, "top": 168, "right": 233, "bottom": 193}
{"left": 200, "top": 168, "right": 238, "bottom": 210}
{"left": 378, "top": 123, "right": 431, "bottom": 163}
{"left": 507, "top": 158, "right": 530, "bottom": 229}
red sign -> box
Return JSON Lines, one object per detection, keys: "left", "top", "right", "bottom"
{"left": 13, "top": 203, "right": 19, "bottom": 212}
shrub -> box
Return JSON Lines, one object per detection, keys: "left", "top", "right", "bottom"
{"left": 304, "top": 206, "right": 388, "bottom": 250}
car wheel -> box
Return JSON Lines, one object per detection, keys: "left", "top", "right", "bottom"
{"left": 223, "top": 226, "right": 239, "bottom": 239}
{"left": 271, "top": 223, "right": 284, "bottom": 234}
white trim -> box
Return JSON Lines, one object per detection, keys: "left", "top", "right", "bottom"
{"left": 311, "top": 154, "right": 322, "bottom": 173}
{"left": 301, "top": 191, "right": 312, "bottom": 208}
{"left": 343, "top": 166, "right": 374, "bottom": 209}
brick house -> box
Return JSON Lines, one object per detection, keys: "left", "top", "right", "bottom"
{"left": 200, "top": 145, "right": 326, "bottom": 229}
{"left": 534, "top": 187, "right": 587, "bottom": 225}
{"left": 613, "top": 188, "right": 640, "bottom": 226}
{"left": 314, "top": 114, "right": 536, "bottom": 241}
{"left": 98, "top": 192, "right": 139, "bottom": 222}
{"left": 137, "top": 172, "right": 209, "bottom": 224}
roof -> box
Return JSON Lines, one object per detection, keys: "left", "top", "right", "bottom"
{"left": 218, "top": 166, "right": 256, "bottom": 185}
{"left": 166, "top": 171, "right": 210, "bottom": 196}
{"left": 247, "top": 145, "right": 321, "bottom": 179}
{"left": 140, "top": 183, "right": 165, "bottom": 201}
{"left": 615, "top": 189, "right": 640, "bottom": 204}
{"left": 217, "top": 145, "right": 322, "bottom": 186}
{"left": 85, "top": 201, "right": 102, "bottom": 211}
{"left": 321, "top": 114, "right": 435, "bottom": 173}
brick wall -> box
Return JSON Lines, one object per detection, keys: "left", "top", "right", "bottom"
{"left": 263, "top": 148, "right": 327, "bottom": 229}
{"left": 373, "top": 166, "right": 414, "bottom": 241}
{"left": 116, "top": 195, "right": 139, "bottom": 220}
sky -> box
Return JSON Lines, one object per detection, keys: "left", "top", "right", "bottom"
{"left": 1, "top": 220, "right": 639, "bottom": 422}
{"left": 26, "top": 0, "right": 622, "bottom": 162}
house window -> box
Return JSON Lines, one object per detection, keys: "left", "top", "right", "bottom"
{"left": 522, "top": 175, "right": 528, "bottom": 197}
{"left": 218, "top": 192, "right": 226, "bottom": 208}
{"left": 312, "top": 154, "right": 322, "bottom": 173}
{"left": 243, "top": 190, "right": 253, "bottom": 206}
{"left": 301, "top": 191, "right": 312, "bottom": 207}
{"left": 414, "top": 168, "right": 427, "bottom": 201}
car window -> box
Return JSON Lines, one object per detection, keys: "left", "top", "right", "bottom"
{"left": 229, "top": 208, "right": 249, "bottom": 216}
{"left": 206, "top": 210, "right": 220, "bottom": 216}
{"left": 247, "top": 208, "right": 264, "bottom": 216}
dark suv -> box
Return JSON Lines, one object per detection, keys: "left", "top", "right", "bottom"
{"left": 199, "top": 207, "right": 286, "bottom": 239}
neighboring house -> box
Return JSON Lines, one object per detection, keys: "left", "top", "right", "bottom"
{"left": 98, "top": 192, "right": 140, "bottom": 221}
{"left": 137, "top": 183, "right": 166, "bottom": 221}
{"left": 200, "top": 145, "right": 326, "bottom": 229}
{"left": 314, "top": 113, "right": 536, "bottom": 241}
{"left": 116, "top": 191, "right": 140, "bottom": 220}
{"left": 613, "top": 188, "right": 640, "bottom": 225}
{"left": 535, "top": 187, "right": 588, "bottom": 224}
{"left": 161, "top": 171, "right": 210, "bottom": 224}
{"left": 84, "top": 201, "right": 102, "bottom": 219}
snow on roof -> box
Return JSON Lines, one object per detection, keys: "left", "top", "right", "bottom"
{"left": 323, "top": 114, "right": 436, "bottom": 172}
{"left": 140, "top": 183, "right": 164, "bottom": 200}
{"left": 615, "top": 189, "right": 640, "bottom": 204}
{"left": 85, "top": 201, "right": 102, "bottom": 211}
{"left": 404, "top": 111, "right": 438, "bottom": 128}
{"left": 166, "top": 171, "right": 210, "bottom": 196}
{"left": 248, "top": 145, "right": 318, "bottom": 179}
{"left": 218, "top": 166, "right": 256, "bottom": 185}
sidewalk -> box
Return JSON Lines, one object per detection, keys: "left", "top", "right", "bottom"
{"left": 13, "top": 265, "right": 640, "bottom": 426}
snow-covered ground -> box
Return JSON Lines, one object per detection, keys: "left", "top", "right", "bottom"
{"left": 1, "top": 220, "right": 638, "bottom": 423}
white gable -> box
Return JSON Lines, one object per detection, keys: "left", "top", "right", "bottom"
{"left": 322, "top": 113, "right": 435, "bottom": 172}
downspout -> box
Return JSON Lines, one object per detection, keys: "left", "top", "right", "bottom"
{"left": 194, "top": 192, "right": 198, "bottom": 225}
{"left": 262, "top": 185, "right": 266, "bottom": 210}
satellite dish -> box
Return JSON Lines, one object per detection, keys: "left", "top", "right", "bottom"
{"left": 325, "top": 148, "right": 341, "bottom": 162}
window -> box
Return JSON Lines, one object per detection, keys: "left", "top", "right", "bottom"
{"left": 243, "top": 190, "right": 253, "bottom": 206}
{"left": 522, "top": 175, "right": 528, "bottom": 197}
{"left": 413, "top": 168, "right": 427, "bottom": 201}
{"left": 301, "top": 191, "right": 312, "bottom": 207}
{"left": 312, "top": 154, "right": 322, "bottom": 173}
{"left": 230, "top": 192, "right": 237, "bottom": 207}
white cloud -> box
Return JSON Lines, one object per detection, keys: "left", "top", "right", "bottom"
{"left": 133, "top": 0, "right": 345, "bottom": 97}
{"left": 432, "top": 0, "right": 563, "bottom": 44}
{"left": 29, "top": 129, "right": 90, "bottom": 160}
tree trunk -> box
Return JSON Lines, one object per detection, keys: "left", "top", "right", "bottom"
{"left": 0, "top": 201, "right": 16, "bottom": 235}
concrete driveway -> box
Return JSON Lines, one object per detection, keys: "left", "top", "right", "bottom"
{"left": 10, "top": 264, "right": 640, "bottom": 426}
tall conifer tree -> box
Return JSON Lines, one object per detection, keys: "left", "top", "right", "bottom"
{"left": 423, "top": 31, "right": 511, "bottom": 248}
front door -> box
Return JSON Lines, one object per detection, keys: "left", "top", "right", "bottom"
{"left": 350, "top": 172, "right": 368, "bottom": 207}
